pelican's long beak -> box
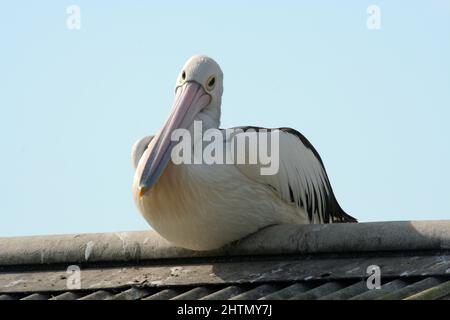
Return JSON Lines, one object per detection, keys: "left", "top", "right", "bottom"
{"left": 137, "top": 82, "right": 211, "bottom": 197}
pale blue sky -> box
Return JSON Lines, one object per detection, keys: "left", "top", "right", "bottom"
{"left": 1, "top": 1, "right": 449, "bottom": 237}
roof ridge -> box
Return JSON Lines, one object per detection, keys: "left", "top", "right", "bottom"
{"left": 1, "top": 221, "right": 450, "bottom": 267}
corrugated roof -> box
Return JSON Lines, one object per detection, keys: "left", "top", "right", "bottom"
{"left": 1, "top": 277, "right": 450, "bottom": 300}
{"left": 1, "top": 221, "right": 450, "bottom": 300}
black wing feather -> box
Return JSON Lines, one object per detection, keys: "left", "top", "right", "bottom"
{"left": 233, "top": 126, "right": 357, "bottom": 223}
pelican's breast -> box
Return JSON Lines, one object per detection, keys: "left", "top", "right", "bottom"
{"left": 133, "top": 162, "right": 300, "bottom": 250}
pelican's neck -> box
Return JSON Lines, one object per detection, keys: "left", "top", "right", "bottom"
{"left": 193, "top": 98, "right": 221, "bottom": 131}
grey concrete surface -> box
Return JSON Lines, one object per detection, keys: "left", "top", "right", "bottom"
{"left": 0, "top": 220, "right": 449, "bottom": 266}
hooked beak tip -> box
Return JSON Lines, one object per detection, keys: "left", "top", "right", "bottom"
{"left": 139, "top": 186, "right": 149, "bottom": 198}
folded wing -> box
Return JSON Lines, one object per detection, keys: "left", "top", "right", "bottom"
{"left": 229, "top": 126, "right": 356, "bottom": 223}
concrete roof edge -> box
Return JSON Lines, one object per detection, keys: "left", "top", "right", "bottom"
{"left": 1, "top": 220, "right": 449, "bottom": 266}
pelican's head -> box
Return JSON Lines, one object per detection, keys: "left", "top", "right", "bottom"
{"left": 137, "top": 55, "right": 224, "bottom": 196}
{"left": 176, "top": 55, "right": 224, "bottom": 124}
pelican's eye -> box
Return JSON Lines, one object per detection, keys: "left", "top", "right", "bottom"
{"left": 181, "top": 71, "right": 186, "bottom": 81}
{"left": 206, "top": 76, "right": 216, "bottom": 91}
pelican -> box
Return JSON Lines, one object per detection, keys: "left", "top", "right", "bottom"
{"left": 132, "top": 55, "right": 356, "bottom": 251}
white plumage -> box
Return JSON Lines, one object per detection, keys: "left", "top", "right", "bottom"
{"left": 132, "top": 55, "right": 356, "bottom": 251}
